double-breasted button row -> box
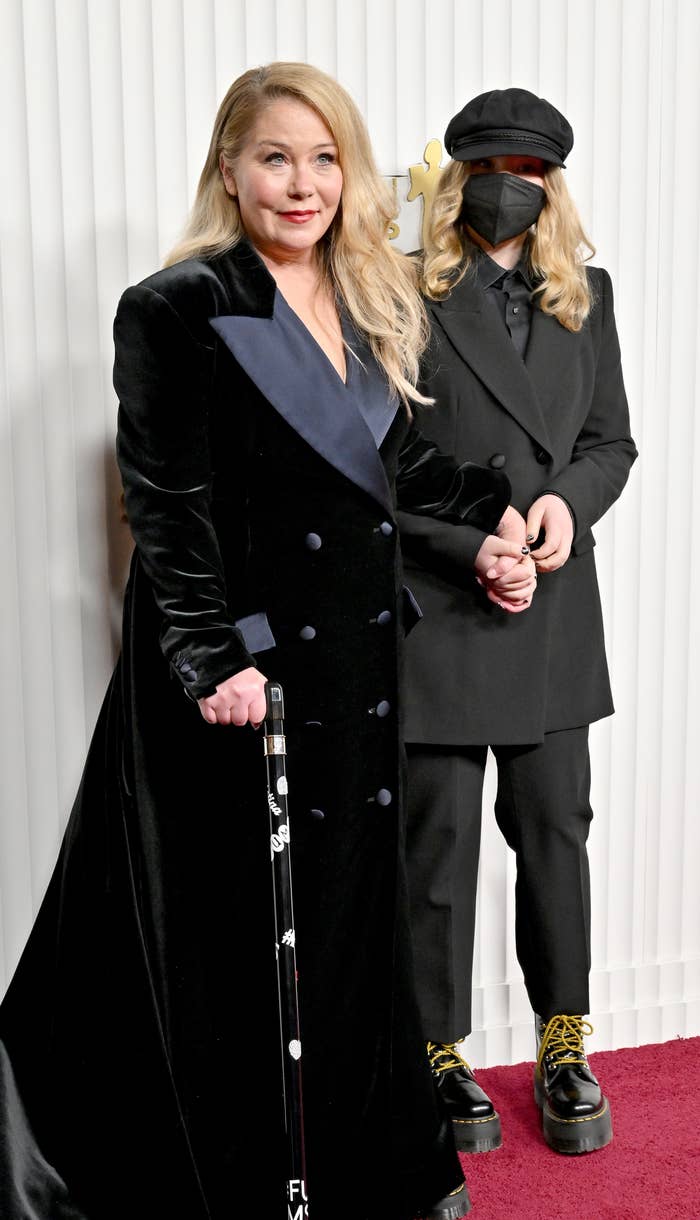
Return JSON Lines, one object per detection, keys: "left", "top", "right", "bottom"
{"left": 299, "top": 528, "right": 320, "bottom": 637}
{"left": 300, "top": 611, "right": 393, "bottom": 638}
{"left": 305, "top": 718, "right": 326, "bottom": 820}
{"left": 299, "top": 610, "right": 393, "bottom": 637}
{"left": 307, "top": 524, "right": 394, "bottom": 547}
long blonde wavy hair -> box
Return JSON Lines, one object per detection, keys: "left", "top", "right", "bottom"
{"left": 165, "top": 62, "right": 428, "bottom": 406}
{"left": 422, "top": 160, "right": 595, "bottom": 332}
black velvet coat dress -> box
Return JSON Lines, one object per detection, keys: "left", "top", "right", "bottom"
{"left": 0, "top": 241, "right": 509, "bottom": 1220}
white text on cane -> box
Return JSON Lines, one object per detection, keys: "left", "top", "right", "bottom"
{"left": 288, "top": 1177, "right": 308, "bottom": 1219}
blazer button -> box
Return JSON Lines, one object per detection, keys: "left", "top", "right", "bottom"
{"left": 379, "top": 521, "right": 393, "bottom": 537}
{"left": 305, "top": 532, "right": 322, "bottom": 551}
{"left": 375, "top": 788, "right": 392, "bottom": 806}
{"left": 299, "top": 625, "right": 316, "bottom": 641}
{"left": 535, "top": 447, "right": 549, "bottom": 465}
{"left": 376, "top": 700, "right": 391, "bottom": 718}
{"left": 489, "top": 453, "right": 507, "bottom": 469}
{"left": 310, "top": 808, "right": 326, "bottom": 821}
{"left": 376, "top": 610, "right": 392, "bottom": 626}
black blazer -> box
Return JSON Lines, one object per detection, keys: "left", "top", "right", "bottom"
{"left": 400, "top": 263, "right": 638, "bottom": 745}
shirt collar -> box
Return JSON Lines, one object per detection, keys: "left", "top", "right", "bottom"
{"left": 470, "top": 240, "right": 534, "bottom": 292}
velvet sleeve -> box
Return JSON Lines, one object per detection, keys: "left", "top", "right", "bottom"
{"left": 114, "top": 283, "right": 257, "bottom": 699}
{"left": 395, "top": 423, "right": 511, "bottom": 574}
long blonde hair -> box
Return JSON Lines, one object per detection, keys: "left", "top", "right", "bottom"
{"left": 422, "top": 160, "right": 595, "bottom": 331}
{"left": 165, "top": 62, "right": 428, "bottom": 406}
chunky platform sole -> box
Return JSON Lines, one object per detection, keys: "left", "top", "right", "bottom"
{"left": 534, "top": 1071, "right": 613, "bottom": 1154}
{"left": 451, "top": 1109, "right": 502, "bottom": 1153}
{"left": 420, "top": 1182, "right": 472, "bottom": 1219}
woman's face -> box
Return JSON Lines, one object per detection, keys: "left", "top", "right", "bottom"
{"left": 468, "top": 153, "right": 547, "bottom": 186}
{"left": 221, "top": 98, "right": 343, "bottom": 264}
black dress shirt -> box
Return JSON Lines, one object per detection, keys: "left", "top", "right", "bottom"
{"left": 472, "top": 244, "right": 576, "bottom": 531}
{"left": 475, "top": 247, "right": 534, "bottom": 359}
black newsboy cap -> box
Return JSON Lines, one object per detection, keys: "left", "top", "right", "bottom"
{"left": 445, "top": 87, "right": 573, "bottom": 167}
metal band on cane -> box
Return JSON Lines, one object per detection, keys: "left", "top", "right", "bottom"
{"left": 264, "top": 734, "right": 286, "bottom": 756}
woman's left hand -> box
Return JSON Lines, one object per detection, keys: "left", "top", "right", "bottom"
{"left": 526, "top": 494, "right": 574, "bottom": 573}
{"left": 485, "top": 553, "right": 537, "bottom": 613}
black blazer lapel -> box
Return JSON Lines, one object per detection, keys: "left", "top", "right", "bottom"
{"left": 430, "top": 273, "right": 554, "bottom": 455}
{"left": 524, "top": 303, "right": 583, "bottom": 426}
{"left": 210, "top": 294, "right": 396, "bottom": 518}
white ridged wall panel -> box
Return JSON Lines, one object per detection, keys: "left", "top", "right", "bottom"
{"left": 1, "top": 0, "right": 698, "bottom": 1066}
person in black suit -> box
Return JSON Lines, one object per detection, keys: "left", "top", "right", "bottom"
{"left": 400, "top": 88, "right": 637, "bottom": 1158}
{"left": 0, "top": 63, "right": 520, "bottom": 1220}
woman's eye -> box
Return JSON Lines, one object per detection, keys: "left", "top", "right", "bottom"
{"left": 264, "top": 152, "right": 287, "bottom": 165}
{"left": 316, "top": 152, "right": 336, "bottom": 165}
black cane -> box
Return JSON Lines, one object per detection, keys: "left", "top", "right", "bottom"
{"left": 263, "top": 681, "right": 308, "bottom": 1220}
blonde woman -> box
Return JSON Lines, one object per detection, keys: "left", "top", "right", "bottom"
{"left": 400, "top": 88, "right": 637, "bottom": 1159}
{"left": 0, "top": 64, "right": 520, "bottom": 1220}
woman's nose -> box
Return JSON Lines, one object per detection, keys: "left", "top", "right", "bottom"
{"left": 289, "top": 165, "right": 314, "bottom": 197}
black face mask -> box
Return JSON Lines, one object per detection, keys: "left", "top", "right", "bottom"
{"left": 461, "top": 172, "right": 546, "bottom": 246}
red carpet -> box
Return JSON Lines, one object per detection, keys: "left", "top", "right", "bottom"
{"left": 461, "top": 1037, "right": 700, "bottom": 1219}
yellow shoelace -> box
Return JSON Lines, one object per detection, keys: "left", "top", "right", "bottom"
{"left": 537, "top": 1014, "right": 594, "bottom": 1072}
{"left": 427, "top": 1040, "right": 469, "bottom": 1075}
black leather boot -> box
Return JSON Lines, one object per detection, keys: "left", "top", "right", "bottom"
{"left": 428, "top": 1041, "right": 502, "bottom": 1153}
{"left": 419, "top": 1181, "right": 471, "bottom": 1219}
{"left": 534, "top": 1014, "right": 612, "bottom": 1153}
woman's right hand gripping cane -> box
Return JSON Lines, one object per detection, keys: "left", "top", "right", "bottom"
{"left": 197, "top": 667, "right": 268, "bottom": 728}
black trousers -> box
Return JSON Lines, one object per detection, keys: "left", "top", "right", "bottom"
{"left": 405, "top": 727, "right": 593, "bottom": 1042}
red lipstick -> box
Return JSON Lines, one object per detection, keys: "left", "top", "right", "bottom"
{"left": 278, "top": 210, "right": 317, "bottom": 223}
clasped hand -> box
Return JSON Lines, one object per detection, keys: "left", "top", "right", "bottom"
{"left": 525, "top": 494, "right": 574, "bottom": 573}
{"left": 474, "top": 505, "right": 536, "bottom": 613}
{"left": 475, "top": 495, "right": 574, "bottom": 612}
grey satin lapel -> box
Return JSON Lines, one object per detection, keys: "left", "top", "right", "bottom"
{"left": 342, "top": 316, "right": 398, "bottom": 448}
{"left": 209, "top": 300, "right": 395, "bottom": 517}
{"left": 431, "top": 275, "right": 554, "bottom": 455}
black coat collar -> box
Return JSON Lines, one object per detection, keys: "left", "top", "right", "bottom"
{"left": 429, "top": 266, "right": 579, "bottom": 456}
{"left": 208, "top": 241, "right": 398, "bottom": 516}
{"left": 209, "top": 239, "right": 277, "bottom": 319}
